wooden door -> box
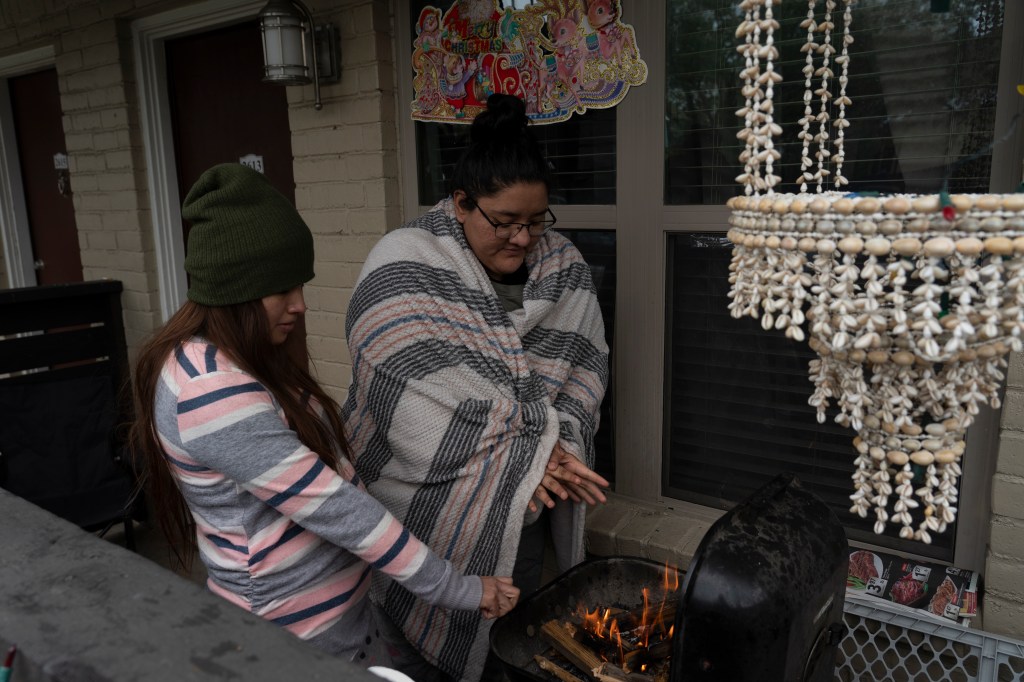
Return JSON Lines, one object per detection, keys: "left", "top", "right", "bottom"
{"left": 166, "top": 19, "right": 306, "bottom": 355}
{"left": 8, "top": 68, "right": 83, "bottom": 285}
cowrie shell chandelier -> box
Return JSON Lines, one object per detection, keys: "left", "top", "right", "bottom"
{"left": 726, "top": 0, "right": 1024, "bottom": 543}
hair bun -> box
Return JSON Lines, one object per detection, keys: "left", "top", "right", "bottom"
{"left": 470, "top": 93, "right": 528, "bottom": 144}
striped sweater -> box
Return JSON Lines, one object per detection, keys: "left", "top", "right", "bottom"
{"left": 154, "top": 338, "right": 481, "bottom": 662}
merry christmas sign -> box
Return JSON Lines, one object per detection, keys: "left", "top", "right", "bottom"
{"left": 410, "top": 0, "right": 647, "bottom": 124}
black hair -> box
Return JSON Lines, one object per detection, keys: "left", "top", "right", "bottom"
{"left": 450, "top": 93, "right": 552, "bottom": 208}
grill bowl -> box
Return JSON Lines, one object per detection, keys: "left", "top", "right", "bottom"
{"left": 489, "top": 555, "right": 680, "bottom": 682}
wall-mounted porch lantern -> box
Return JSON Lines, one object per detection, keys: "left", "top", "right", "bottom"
{"left": 258, "top": 0, "right": 339, "bottom": 110}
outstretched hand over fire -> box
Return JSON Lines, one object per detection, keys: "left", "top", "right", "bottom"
{"left": 479, "top": 576, "right": 519, "bottom": 619}
{"left": 529, "top": 442, "right": 610, "bottom": 513}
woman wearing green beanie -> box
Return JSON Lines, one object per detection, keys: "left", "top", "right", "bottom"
{"left": 129, "top": 163, "right": 518, "bottom": 668}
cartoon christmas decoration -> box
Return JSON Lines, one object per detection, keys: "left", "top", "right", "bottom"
{"left": 410, "top": 0, "right": 647, "bottom": 124}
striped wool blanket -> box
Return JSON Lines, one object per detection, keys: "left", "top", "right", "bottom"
{"left": 342, "top": 199, "right": 608, "bottom": 681}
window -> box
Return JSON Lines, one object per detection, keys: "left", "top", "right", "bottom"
{"left": 396, "top": 0, "right": 1019, "bottom": 571}
{"left": 662, "top": 0, "right": 1006, "bottom": 562}
{"left": 400, "top": 1, "right": 621, "bottom": 480}
{"left": 665, "top": 0, "right": 1005, "bottom": 204}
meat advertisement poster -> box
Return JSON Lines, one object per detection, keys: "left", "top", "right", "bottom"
{"left": 847, "top": 548, "right": 979, "bottom": 625}
{"left": 410, "top": 0, "right": 648, "bottom": 124}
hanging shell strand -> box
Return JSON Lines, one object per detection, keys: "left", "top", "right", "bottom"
{"left": 728, "top": 191, "right": 1024, "bottom": 543}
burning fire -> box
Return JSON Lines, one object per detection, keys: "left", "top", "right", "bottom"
{"left": 573, "top": 563, "right": 680, "bottom": 672}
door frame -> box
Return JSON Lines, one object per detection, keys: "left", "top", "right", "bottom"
{"left": 0, "top": 45, "right": 56, "bottom": 289}
{"left": 132, "top": 0, "right": 265, "bottom": 321}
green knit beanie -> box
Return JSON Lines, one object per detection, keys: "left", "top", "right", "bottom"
{"left": 182, "top": 163, "right": 314, "bottom": 306}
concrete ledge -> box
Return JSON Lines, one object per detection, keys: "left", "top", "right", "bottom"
{"left": 585, "top": 492, "right": 717, "bottom": 568}
{"left": 0, "top": 490, "right": 380, "bottom": 682}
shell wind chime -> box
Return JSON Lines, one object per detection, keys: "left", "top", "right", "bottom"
{"left": 726, "top": 0, "right": 1024, "bottom": 543}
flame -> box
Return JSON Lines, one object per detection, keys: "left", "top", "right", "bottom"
{"left": 664, "top": 562, "right": 680, "bottom": 591}
{"left": 573, "top": 565, "right": 682, "bottom": 671}
{"left": 609, "top": 619, "right": 624, "bottom": 664}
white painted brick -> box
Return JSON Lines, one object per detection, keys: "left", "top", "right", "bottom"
{"left": 104, "top": 150, "right": 132, "bottom": 169}
{"left": 115, "top": 230, "right": 142, "bottom": 252}
{"left": 308, "top": 285, "right": 352, "bottom": 315}
{"left": 310, "top": 261, "right": 363, "bottom": 290}
{"left": 82, "top": 42, "right": 119, "bottom": 68}
{"left": 99, "top": 108, "right": 128, "bottom": 129}
{"left": 69, "top": 63, "right": 123, "bottom": 90}
{"left": 305, "top": 310, "right": 346, "bottom": 337}
{"left": 74, "top": 153, "right": 107, "bottom": 172}
{"left": 992, "top": 473, "right": 1024, "bottom": 519}
{"left": 1001, "top": 388, "right": 1024, "bottom": 430}
{"left": 70, "top": 174, "right": 98, "bottom": 192}
{"left": 978, "top": 594, "right": 1024, "bottom": 640}
{"left": 102, "top": 210, "right": 142, "bottom": 231}
{"left": 985, "top": 556, "right": 1024, "bottom": 601}
{"left": 56, "top": 50, "right": 83, "bottom": 72}
{"left": 78, "top": 193, "right": 112, "bottom": 211}
{"left": 88, "top": 230, "right": 118, "bottom": 250}
{"left": 87, "top": 86, "right": 127, "bottom": 108}
{"left": 1008, "top": 351, "right": 1024, "bottom": 388}
{"left": 60, "top": 92, "right": 90, "bottom": 112}
{"left": 71, "top": 111, "right": 103, "bottom": 132}
{"left": 310, "top": 358, "right": 348, "bottom": 392}
{"left": 990, "top": 517, "right": 1024, "bottom": 560}
{"left": 996, "top": 432, "right": 1024, "bottom": 478}
{"left": 345, "top": 34, "right": 377, "bottom": 63}
{"left": 68, "top": 4, "right": 103, "bottom": 29}
{"left": 345, "top": 208, "right": 389, "bottom": 234}
{"left": 64, "top": 131, "right": 93, "bottom": 152}
{"left": 306, "top": 334, "right": 350, "bottom": 364}
{"left": 98, "top": 0, "right": 134, "bottom": 19}
{"left": 97, "top": 172, "right": 135, "bottom": 192}
{"left": 304, "top": 183, "right": 365, "bottom": 211}
{"left": 74, "top": 212, "right": 102, "bottom": 230}
{"left": 108, "top": 190, "right": 140, "bottom": 211}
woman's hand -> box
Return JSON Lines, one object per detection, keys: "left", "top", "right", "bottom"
{"left": 529, "top": 442, "right": 610, "bottom": 513}
{"left": 479, "top": 576, "right": 520, "bottom": 619}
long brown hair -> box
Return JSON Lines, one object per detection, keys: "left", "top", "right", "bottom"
{"left": 129, "top": 298, "right": 348, "bottom": 571}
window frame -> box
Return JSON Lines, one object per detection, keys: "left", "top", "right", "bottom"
{"left": 393, "top": 0, "right": 1024, "bottom": 573}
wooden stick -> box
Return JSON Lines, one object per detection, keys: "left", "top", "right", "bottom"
{"left": 541, "top": 620, "right": 604, "bottom": 679}
{"left": 534, "top": 654, "right": 587, "bottom": 682}
{"left": 593, "top": 662, "right": 655, "bottom": 681}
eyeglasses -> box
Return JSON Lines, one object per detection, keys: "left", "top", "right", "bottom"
{"left": 475, "top": 204, "right": 558, "bottom": 239}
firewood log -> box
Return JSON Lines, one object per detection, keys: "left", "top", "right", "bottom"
{"left": 534, "top": 654, "right": 587, "bottom": 682}
{"left": 541, "top": 620, "right": 604, "bottom": 677}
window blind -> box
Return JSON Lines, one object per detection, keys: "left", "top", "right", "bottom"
{"left": 664, "top": 0, "right": 1005, "bottom": 205}
{"left": 664, "top": 233, "right": 956, "bottom": 559}
{"left": 407, "top": 0, "right": 618, "bottom": 205}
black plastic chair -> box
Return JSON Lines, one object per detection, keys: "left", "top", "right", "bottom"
{"left": 0, "top": 280, "right": 143, "bottom": 549}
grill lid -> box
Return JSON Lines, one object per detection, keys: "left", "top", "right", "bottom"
{"left": 671, "top": 474, "right": 848, "bottom": 681}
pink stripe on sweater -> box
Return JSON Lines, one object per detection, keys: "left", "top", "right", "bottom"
{"left": 248, "top": 525, "right": 321, "bottom": 574}
{"left": 266, "top": 456, "right": 339, "bottom": 517}
{"left": 207, "top": 578, "right": 251, "bottom": 609}
{"left": 261, "top": 566, "right": 372, "bottom": 638}
{"left": 177, "top": 389, "right": 274, "bottom": 434}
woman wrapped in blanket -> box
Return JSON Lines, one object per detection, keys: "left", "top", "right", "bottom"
{"left": 342, "top": 94, "right": 611, "bottom": 681}
{"left": 128, "top": 163, "right": 518, "bottom": 669}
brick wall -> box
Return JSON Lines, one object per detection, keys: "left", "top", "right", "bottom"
{"left": 298, "top": 0, "right": 399, "bottom": 403}
{"left": 58, "top": 6, "right": 161, "bottom": 355}
{"left": 0, "top": 0, "right": 396, "bottom": 395}
{"left": 985, "top": 352, "right": 1024, "bottom": 638}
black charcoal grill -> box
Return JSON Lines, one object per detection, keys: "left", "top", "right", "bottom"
{"left": 490, "top": 475, "right": 848, "bottom": 682}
